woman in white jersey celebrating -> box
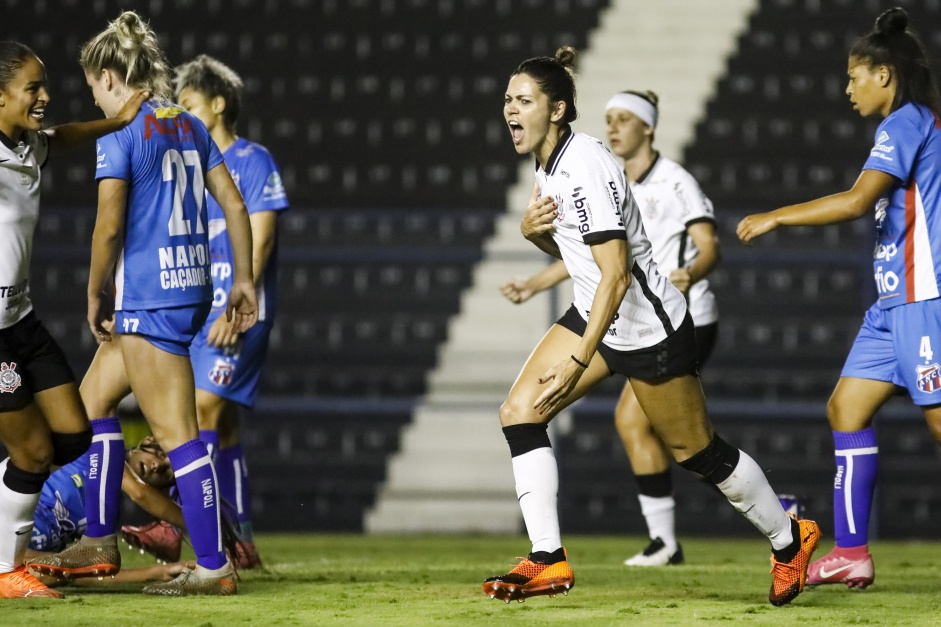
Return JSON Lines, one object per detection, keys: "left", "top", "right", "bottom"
{"left": 484, "top": 46, "right": 818, "bottom": 607}
{"left": 0, "top": 41, "right": 145, "bottom": 599}
{"left": 501, "top": 89, "right": 720, "bottom": 567}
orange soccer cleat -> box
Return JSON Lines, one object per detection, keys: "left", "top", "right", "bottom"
{"left": 0, "top": 566, "right": 63, "bottom": 598}
{"left": 769, "top": 517, "right": 821, "bottom": 606}
{"left": 483, "top": 548, "right": 574, "bottom": 603}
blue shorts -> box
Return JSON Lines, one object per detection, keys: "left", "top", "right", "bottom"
{"left": 190, "top": 317, "right": 271, "bottom": 408}
{"left": 842, "top": 299, "right": 941, "bottom": 406}
{"left": 115, "top": 303, "right": 212, "bottom": 356}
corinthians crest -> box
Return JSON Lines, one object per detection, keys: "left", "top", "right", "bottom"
{"left": 0, "top": 362, "right": 22, "bottom": 393}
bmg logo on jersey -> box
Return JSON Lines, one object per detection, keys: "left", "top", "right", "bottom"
{"left": 0, "top": 362, "right": 21, "bottom": 393}
{"left": 572, "top": 187, "right": 591, "bottom": 233}
{"left": 916, "top": 363, "right": 941, "bottom": 394}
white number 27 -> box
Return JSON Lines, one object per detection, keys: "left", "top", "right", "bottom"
{"left": 162, "top": 148, "right": 206, "bottom": 236}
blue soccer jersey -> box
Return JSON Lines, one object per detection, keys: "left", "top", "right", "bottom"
{"left": 95, "top": 100, "right": 224, "bottom": 311}
{"left": 30, "top": 455, "right": 89, "bottom": 552}
{"left": 863, "top": 102, "right": 941, "bottom": 309}
{"left": 205, "top": 137, "right": 288, "bottom": 324}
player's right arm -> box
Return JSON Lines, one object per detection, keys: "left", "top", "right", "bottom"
{"left": 87, "top": 178, "right": 127, "bottom": 341}
{"left": 737, "top": 167, "right": 896, "bottom": 242}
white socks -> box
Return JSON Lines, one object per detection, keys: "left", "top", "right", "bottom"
{"left": 511, "top": 447, "right": 561, "bottom": 554}
{"left": 638, "top": 494, "right": 677, "bottom": 550}
{"left": 715, "top": 450, "right": 793, "bottom": 551}
{"left": 0, "top": 458, "right": 41, "bottom": 573}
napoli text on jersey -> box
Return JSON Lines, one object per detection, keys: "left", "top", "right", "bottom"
{"left": 95, "top": 101, "right": 224, "bottom": 310}
{"left": 863, "top": 102, "right": 941, "bottom": 308}
{"left": 205, "top": 138, "right": 288, "bottom": 324}
{"left": 536, "top": 130, "right": 688, "bottom": 351}
{"left": 0, "top": 130, "right": 49, "bottom": 328}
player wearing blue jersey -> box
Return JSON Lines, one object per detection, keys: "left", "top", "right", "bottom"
{"left": 738, "top": 7, "right": 941, "bottom": 590}
{"left": 484, "top": 47, "right": 819, "bottom": 607}
{"left": 0, "top": 41, "right": 146, "bottom": 599}
{"left": 28, "top": 12, "right": 257, "bottom": 597}
{"left": 24, "top": 439, "right": 229, "bottom": 588}
{"left": 166, "top": 55, "right": 287, "bottom": 569}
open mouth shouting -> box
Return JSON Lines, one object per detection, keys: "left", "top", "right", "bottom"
{"left": 508, "top": 120, "right": 524, "bottom": 146}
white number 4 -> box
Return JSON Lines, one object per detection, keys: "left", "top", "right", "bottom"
{"left": 920, "top": 336, "right": 934, "bottom": 362}
{"left": 123, "top": 318, "right": 140, "bottom": 333}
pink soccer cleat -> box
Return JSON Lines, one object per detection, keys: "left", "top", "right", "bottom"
{"left": 121, "top": 521, "right": 183, "bottom": 563}
{"left": 806, "top": 546, "right": 874, "bottom": 589}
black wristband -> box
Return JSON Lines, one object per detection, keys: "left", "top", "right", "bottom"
{"left": 571, "top": 355, "right": 589, "bottom": 368}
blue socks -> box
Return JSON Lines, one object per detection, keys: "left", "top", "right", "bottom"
{"left": 832, "top": 428, "right": 878, "bottom": 548}
{"left": 199, "top": 429, "right": 219, "bottom": 463}
{"left": 167, "top": 439, "right": 227, "bottom": 570}
{"left": 217, "top": 444, "right": 254, "bottom": 540}
{"left": 84, "top": 417, "right": 125, "bottom": 538}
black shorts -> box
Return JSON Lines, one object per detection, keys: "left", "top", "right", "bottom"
{"left": 555, "top": 304, "right": 700, "bottom": 380}
{"left": 0, "top": 312, "right": 76, "bottom": 412}
{"left": 694, "top": 322, "right": 719, "bottom": 368}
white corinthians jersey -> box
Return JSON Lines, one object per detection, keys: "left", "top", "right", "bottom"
{"left": 0, "top": 130, "right": 49, "bottom": 328}
{"left": 631, "top": 155, "right": 718, "bottom": 326}
{"left": 536, "top": 130, "right": 687, "bottom": 351}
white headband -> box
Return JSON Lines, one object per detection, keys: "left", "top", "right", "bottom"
{"left": 605, "top": 93, "right": 658, "bottom": 128}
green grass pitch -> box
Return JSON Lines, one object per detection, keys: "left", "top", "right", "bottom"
{"left": 3, "top": 534, "right": 941, "bottom": 625}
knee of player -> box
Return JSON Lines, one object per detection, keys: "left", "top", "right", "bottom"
{"left": 12, "top": 439, "right": 55, "bottom": 473}
{"left": 825, "top": 394, "right": 865, "bottom": 431}
{"left": 499, "top": 398, "right": 537, "bottom": 427}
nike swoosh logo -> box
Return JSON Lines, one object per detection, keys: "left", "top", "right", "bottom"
{"left": 0, "top": 159, "right": 9, "bottom": 163}
{"left": 818, "top": 563, "right": 854, "bottom": 578}
{"left": 517, "top": 491, "right": 531, "bottom": 502}
{"left": 15, "top": 529, "right": 31, "bottom": 536}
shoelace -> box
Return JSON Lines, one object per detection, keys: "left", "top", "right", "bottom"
{"left": 8, "top": 568, "right": 45, "bottom": 590}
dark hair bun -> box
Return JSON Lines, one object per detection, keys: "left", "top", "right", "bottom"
{"left": 875, "top": 6, "right": 908, "bottom": 35}
{"left": 555, "top": 46, "right": 577, "bottom": 68}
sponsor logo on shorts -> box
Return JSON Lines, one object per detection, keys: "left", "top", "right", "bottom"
{"left": 209, "top": 358, "right": 235, "bottom": 386}
{"left": 916, "top": 363, "right": 941, "bottom": 394}
{"left": 0, "top": 362, "right": 22, "bottom": 393}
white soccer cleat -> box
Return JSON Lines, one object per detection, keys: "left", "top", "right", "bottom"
{"left": 624, "top": 537, "right": 684, "bottom": 566}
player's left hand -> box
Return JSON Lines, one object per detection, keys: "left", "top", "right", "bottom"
{"left": 668, "top": 268, "right": 692, "bottom": 294}
{"left": 534, "top": 356, "right": 585, "bottom": 416}
{"left": 736, "top": 212, "right": 779, "bottom": 243}
{"left": 88, "top": 291, "right": 115, "bottom": 343}
{"left": 207, "top": 312, "right": 241, "bottom": 348}
{"left": 226, "top": 280, "right": 258, "bottom": 333}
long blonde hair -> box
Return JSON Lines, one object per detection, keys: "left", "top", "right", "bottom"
{"left": 80, "top": 11, "right": 172, "bottom": 100}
